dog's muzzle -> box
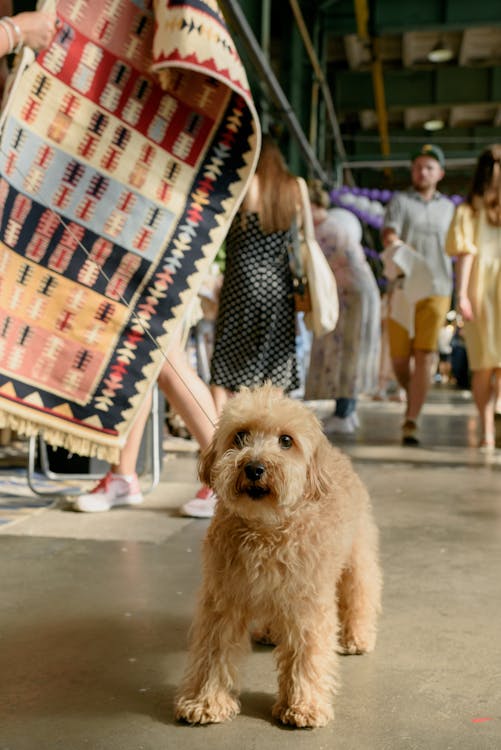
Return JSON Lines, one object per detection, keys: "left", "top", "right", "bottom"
{"left": 242, "top": 461, "right": 269, "bottom": 500}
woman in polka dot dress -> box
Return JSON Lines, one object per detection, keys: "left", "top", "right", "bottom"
{"left": 210, "top": 136, "right": 300, "bottom": 412}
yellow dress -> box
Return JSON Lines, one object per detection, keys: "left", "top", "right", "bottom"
{"left": 446, "top": 202, "right": 501, "bottom": 369}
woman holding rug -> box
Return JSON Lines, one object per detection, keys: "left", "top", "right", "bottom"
{"left": 0, "top": 3, "right": 57, "bottom": 102}
{"left": 0, "top": 5, "right": 56, "bottom": 58}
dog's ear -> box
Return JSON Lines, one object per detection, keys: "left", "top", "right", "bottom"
{"left": 198, "top": 439, "right": 217, "bottom": 488}
{"left": 304, "top": 439, "right": 332, "bottom": 501}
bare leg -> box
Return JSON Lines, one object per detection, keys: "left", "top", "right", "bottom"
{"left": 111, "top": 326, "right": 218, "bottom": 473}
{"left": 210, "top": 384, "right": 232, "bottom": 416}
{"left": 112, "top": 390, "right": 152, "bottom": 474}
{"left": 374, "top": 313, "right": 393, "bottom": 398}
{"left": 114, "top": 326, "right": 218, "bottom": 472}
{"left": 494, "top": 368, "right": 501, "bottom": 414}
{"left": 391, "top": 355, "right": 411, "bottom": 393}
{"left": 406, "top": 349, "right": 435, "bottom": 421}
{"left": 471, "top": 368, "right": 495, "bottom": 445}
{"left": 158, "top": 330, "right": 218, "bottom": 451}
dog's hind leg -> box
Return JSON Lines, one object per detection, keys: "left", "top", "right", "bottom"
{"left": 337, "top": 517, "right": 382, "bottom": 655}
{"left": 175, "top": 595, "right": 249, "bottom": 724}
{"left": 272, "top": 612, "right": 338, "bottom": 727}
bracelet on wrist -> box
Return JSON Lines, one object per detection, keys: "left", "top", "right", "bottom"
{"left": 1, "top": 16, "right": 23, "bottom": 54}
{"left": 0, "top": 18, "right": 14, "bottom": 53}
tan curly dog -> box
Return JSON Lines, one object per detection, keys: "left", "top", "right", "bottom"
{"left": 175, "top": 383, "right": 382, "bottom": 728}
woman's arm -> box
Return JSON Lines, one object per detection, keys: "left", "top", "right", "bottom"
{"left": 455, "top": 253, "right": 475, "bottom": 321}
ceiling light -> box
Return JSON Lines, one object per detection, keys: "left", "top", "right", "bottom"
{"left": 423, "top": 118, "right": 445, "bottom": 131}
{"left": 427, "top": 43, "right": 453, "bottom": 63}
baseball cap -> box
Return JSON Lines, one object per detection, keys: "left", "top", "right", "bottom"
{"left": 411, "top": 144, "right": 445, "bottom": 168}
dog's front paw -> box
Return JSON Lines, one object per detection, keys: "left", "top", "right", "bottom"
{"left": 175, "top": 693, "right": 240, "bottom": 725}
{"left": 338, "top": 632, "right": 376, "bottom": 655}
{"left": 272, "top": 700, "right": 334, "bottom": 728}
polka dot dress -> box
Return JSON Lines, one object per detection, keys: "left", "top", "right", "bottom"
{"left": 210, "top": 212, "right": 299, "bottom": 392}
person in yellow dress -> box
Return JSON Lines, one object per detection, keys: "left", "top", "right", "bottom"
{"left": 446, "top": 145, "right": 501, "bottom": 449}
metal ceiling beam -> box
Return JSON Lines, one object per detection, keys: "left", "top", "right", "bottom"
{"left": 345, "top": 156, "right": 477, "bottom": 168}
{"left": 333, "top": 66, "right": 501, "bottom": 111}
{"left": 218, "top": 0, "right": 329, "bottom": 184}
{"left": 323, "top": 0, "right": 501, "bottom": 34}
{"left": 288, "top": 0, "right": 353, "bottom": 183}
{"left": 343, "top": 129, "right": 501, "bottom": 166}
{"left": 353, "top": 0, "right": 391, "bottom": 158}
{"left": 371, "top": 0, "right": 501, "bottom": 34}
{"left": 353, "top": 0, "right": 369, "bottom": 39}
{"left": 370, "top": 47, "right": 391, "bottom": 157}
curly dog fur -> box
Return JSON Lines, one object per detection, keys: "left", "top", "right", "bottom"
{"left": 175, "top": 384, "right": 382, "bottom": 728}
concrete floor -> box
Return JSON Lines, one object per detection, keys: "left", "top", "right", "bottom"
{"left": 1, "top": 388, "right": 501, "bottom": 750}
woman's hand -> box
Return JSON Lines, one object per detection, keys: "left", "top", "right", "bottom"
{"left": 457, "top": 295, "right": 474, "bottom": 322}
{"left": 15, "top": 11, "right": 57, "bottom": 52}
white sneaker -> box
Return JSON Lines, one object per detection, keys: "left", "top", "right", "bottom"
{"left": 72, "top": 472, "right": 143, "bottom": 512}
{"left": 180, "top": 486, "right": 217, "bottom": 518}
{"left": 323, "top": 415, "right": 355, "bottom": 434}
{"left": 350, "top": 411, "right": 360, "bottom": 429}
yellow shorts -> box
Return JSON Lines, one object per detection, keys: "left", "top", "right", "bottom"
{"left": 388, "top": 295, "right": 451, "bottom": 359}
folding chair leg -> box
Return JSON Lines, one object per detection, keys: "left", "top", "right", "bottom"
{"left": 26, "top": 386, "right": 163, "bottom": 497}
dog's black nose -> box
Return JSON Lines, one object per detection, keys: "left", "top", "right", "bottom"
{"left": 244, "top": 461, "right": 265, "bottom": 482}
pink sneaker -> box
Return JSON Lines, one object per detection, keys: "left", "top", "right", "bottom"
{"left": 72, "top": 471, "right": 143, "bottom": 513}
{"left": 180, "top": 485, "right": 217, "bottom": 518}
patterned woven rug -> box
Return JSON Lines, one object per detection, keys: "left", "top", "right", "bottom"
{"left": 0, "top": 0, "right": 259, "bottom": 462}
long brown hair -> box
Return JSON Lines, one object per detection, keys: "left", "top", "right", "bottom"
{"left": 241, "top": 135, "right": 299, "bottom": 234}
{"left": 468, "top": 144, "right": 501, "bottom": 226}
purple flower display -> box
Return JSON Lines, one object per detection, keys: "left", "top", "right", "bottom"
{"left": 329, "top": 186, "right": 463, "bottom": 230}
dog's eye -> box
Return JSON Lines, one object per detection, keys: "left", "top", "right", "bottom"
{"left": 279, "top": 434, "right": 293, "bottom": 449}
{"left": 234, "top": 430, "right": 249, "bottom": 448}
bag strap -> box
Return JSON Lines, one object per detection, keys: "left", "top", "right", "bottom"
{"left": 296, "top": 177, "right": 316, "bottom": 245}
{"left": 288, "top": 215, "right": 305, "bottom": 279}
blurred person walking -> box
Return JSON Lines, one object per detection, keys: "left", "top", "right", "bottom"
{"left": 446, "top": 145, "right": 501, "bottom": 449}
{"left": 382, "top": 144, "right": 455, "bottom": 445}
{"left": 209, "top": 135, "right": 301, "bottom": 412}
{"left": 305, "top": 184, "right": 381, "bottom": 433}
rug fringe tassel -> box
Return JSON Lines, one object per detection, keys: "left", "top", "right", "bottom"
{"left": 0, "top": 411, "right": 121, "bottom": 465}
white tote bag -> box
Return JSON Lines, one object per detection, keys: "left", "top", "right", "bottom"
{"left": 296, "top": 177, "right": 339, "bottom": 337}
